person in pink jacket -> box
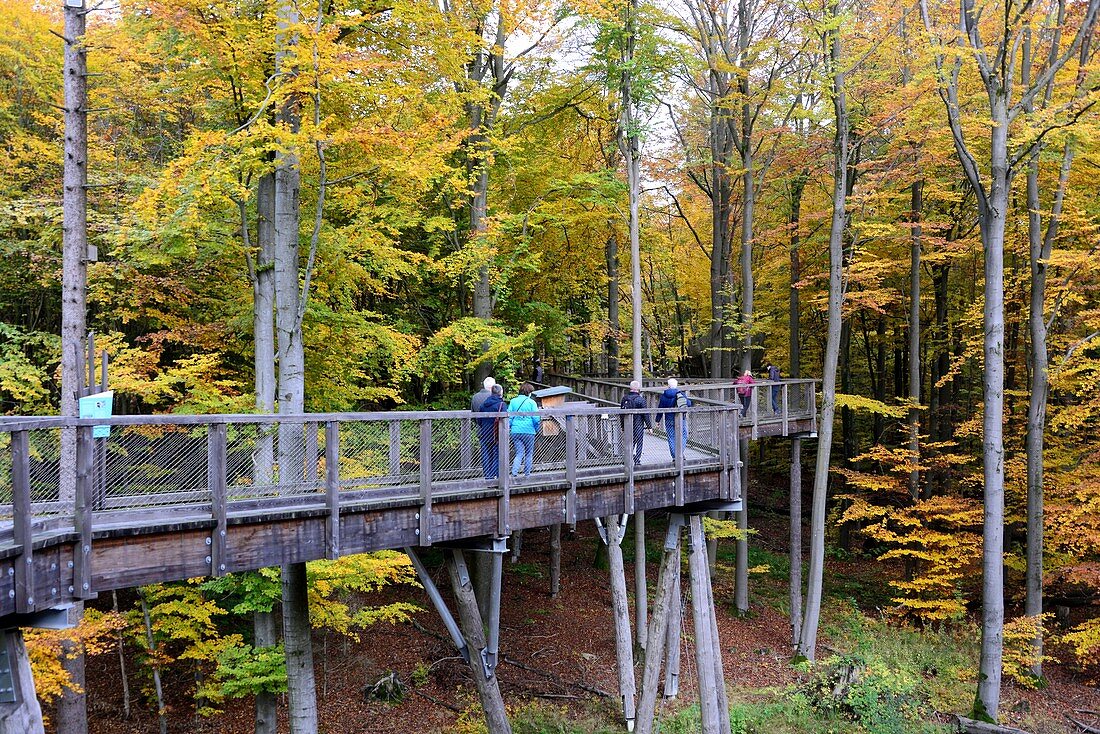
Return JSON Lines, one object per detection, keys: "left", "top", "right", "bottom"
{"left": 734, "top": 370, "right": 755, "bottom": 416}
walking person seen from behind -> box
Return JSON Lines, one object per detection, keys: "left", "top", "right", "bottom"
{"left": 477, "top": 384, "right": 506, "bottom": 479}
{"left": 508, "top": 383, "right": 541, "bottom": 479}
{"left": 735, "top": 370, "right": 755, "bottom": 416}
{"left": 766, "top": 363, "right": 782, "bottom": 413}
{"left": 656, "top": 378, "right": 691, "bottom": 459}
{"left": 621, "top": 380, "right": 653, "bottom": 465}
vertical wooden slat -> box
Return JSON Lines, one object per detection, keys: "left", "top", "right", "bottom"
{"left": 810, "top": 382, "right": 819, "bottom": 435}
{"left": 565, "top": 415, "right": 577, "bottom": 525}
{"left": 621, "top": 416, "right": 634, "bottom": 515}
{"left": 73, "top": 426, "right": 93, "bottom": 599}
{"left": 11, "top": 432, "right": 35, "bottom": 613}
{"left": 497, "top": 418, "right": 510, "bottom": 537}
{"left": 325, "top": 421, "right": 340, "bottom": 559}
{"left": 674, "top": 413, "right": 684, "bottom": 506}
{"left": 208, "top": 424, "right": 228, "bottom": 577}
{"left": 751, "top": 386, "right": 759, "bottom": 440}
{"left": 389, "top": 421, "right": 401, "bottom": 476}
{"left": 460, "top": 418, "right": 472, "bottom": 470}
{"left": 717, "top": 410, "right": 729, "bottom": 500}
{"left": 782, "top": 383, "right": 789, "bottom": 436}
{"left": 304, "top": 421, "right": 318, "bottom": 485}
{"left": 419, "top": 419, "right": 432, "bottom": 546}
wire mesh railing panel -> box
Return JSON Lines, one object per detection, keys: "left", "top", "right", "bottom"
{"left": 574, "top": 413, "right": 621, "bottom": 474}
{"left": 102, "top": 425, "right": 209, "bottom": 511}
{"left": 431, "top": 417, "right": 480, "bottom": 484}
{"left": 28, "top": 428, "right": 62, "bottom": 515}
{"left": 226, "top": 422, "right": 275, "bottom": 500}
{"left": 0, "top": 432, "right": 10, "bottom": 518}
{"left": 531, "top": 422, "right": 568, "bottom": 476}
{"left": 339, "top": 419, "right": 417, "bottom": 490}
{"left": 273, "top": 421, "right": 322, "bottom": 499}
{"left": 685, "top": 410, "right": 720, "bottom": 467}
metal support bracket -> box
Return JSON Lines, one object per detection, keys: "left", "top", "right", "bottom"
{"left": 594, "top": 514, "right": 629, "bottom": 547}
{"left": 404, "top": 547, "right": 470, "bottom": 664}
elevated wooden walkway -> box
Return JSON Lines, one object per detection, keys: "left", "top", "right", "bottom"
{"left": 0, "top": 377, "right": 816, "bottom": 624}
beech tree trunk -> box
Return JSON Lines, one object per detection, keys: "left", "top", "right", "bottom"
{"left": 908, "top": 180, "right": 922, "bottom": 499}
{"left": 607, "top": 232, "right": 621, "bottom": 376}
{"left": 799, "top": 7, "right": 848, "bottom": 660}
{"left": 789, "top": 168, "right": 805, "bottom": 645}
{"left": 58, "top": 3, "right": 89, "bottom": 731}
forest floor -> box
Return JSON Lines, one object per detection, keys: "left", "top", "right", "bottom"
{"left": 79, "top": 473, "right": 1100, "bottom": 734}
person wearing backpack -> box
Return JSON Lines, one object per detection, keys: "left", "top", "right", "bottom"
{"left": 620, "top": 380, "right": 653, "bottom": 465}
{"left": 477, "top": 384, "right": 506, "bottom": 479}
{"left": 656, "top": 378, "right": 691, "bottom": 459}
{"left": 508, "top": 383, "right": 541, "bottom": 479}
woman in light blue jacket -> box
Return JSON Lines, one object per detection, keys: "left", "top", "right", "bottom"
{"left": 508, "top": 383, "right": 541, "bottom": 478}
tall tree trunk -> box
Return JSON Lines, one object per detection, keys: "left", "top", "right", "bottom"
{"left": 1024, "top": 140, "right": 1073, "bottom": 679}
{"left": 274, "top": 4, "right": 317, "bottom": 732}
{"left": 58, "top": 3, "right": 89, "bottom": 731}
{"left": 908, "top": 180, "right": 923, "bottom": 499}
{"left": 973, "top": 98, "right": 1009, "bottom": 722}
{"left": 799, "top": 9, "right": 848, "bottom": 660}
{"left": 607, "top": 231, "right": 621, "bottom": 376}
{"left": 788, "top": 171, "right": 805, "bottom": 647}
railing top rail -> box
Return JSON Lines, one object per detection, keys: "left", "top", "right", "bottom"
{"left": 0, "top": 403, "right": 746, "bottom": 433}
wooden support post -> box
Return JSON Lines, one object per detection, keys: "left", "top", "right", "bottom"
{"left": 674, "top": 413, "right": 685, "bottom": 505}
{"left": 510, "top": 531, "right": 523, "bottom": 563}
{"left": 751, "top": 387, "right": 759, "bottom": 440}
{"left": 549, "top": 523, "right": 562, "bottom": 597}
{"left": 635, "top": 516, "right": 683, "bottom": 734}
{"left": 497, "top": 419, "right": 510, "bottom": 537}
{"left": 664, "top": 556, "right": 681, "bottom": 699}
{"left": 635, "top": 511, "right": 647, "bottom": 650}
{"left": 460, "top": 418, "right": 472, "bottom": 470}
{"left": 604, "top": 515, "right": 636, "bottom": 731}
{"left": 419, "top": 420, "right": 432, "bottom": 546}
{"left": 0, "top": 630, "right": 45, "bottom": 734}
{"left": 73, "top": 426, "right": 93, "bottom": 599}
{"left": 11, "top": 432, "right": 34, "bottom": 613}
{"left": 304, "top": 422, "right": 318, "bottom": 485}
{"left": 782, "top": 383, "right": 789, "bottom": 436}
{"left": 208, "top": 424, "right": 228, "bottom": 577}
{"left": 735, "top": 437, "right": 749, "bottom": 613}
{"left": 445, "top": 550, "right": 512, "bottom": 734}
{"left": 703, "top": 534, "right": 731, "bottom": 734}
{"left": 325, "top": 421, "right": 340, "bottom": 559}
{"left": 565, "top": 415, "right": 577, "bottom": 528}
{"left": 688, "top": 514, "right": 720, "bottom": 734}
{"left": 621, "top": 424, "right": 634, "bottom": 514}
{"left": 389, "top": 421, "right": 401, "bottom": 476}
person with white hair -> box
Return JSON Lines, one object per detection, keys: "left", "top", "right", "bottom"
{"left": 656, "top": 377, "right": 691, "bottom": 458}
{"left": 620, "top": 380, "right": 653, "bottom": 465}
{"left": 471, "top": 376, "right": 496, "bottom": 412}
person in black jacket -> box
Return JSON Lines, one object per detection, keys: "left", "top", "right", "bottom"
{"left": 620, "top": 380, "right": 653, "bottom": 465}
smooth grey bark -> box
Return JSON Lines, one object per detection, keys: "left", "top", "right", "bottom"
{"left": 788, "top": 167, "right": 805, "bottom": 646}
{"left": 908, "top": 180, "right": 923, "bottom": 499}
{"left": 140, "top": 594, "right": 168, "bottom": 734}
{"left": 634, "top": 511, "right": 648, "bottom": 650}
{"left": 734, "top": 438, "right": 749, "bottom": 613}
{"left": 635, "top": 525, "right": 681, "bottom": 734}
{"left": 919, "top": 0, "right": 1099, "bottom": 717}
{"left": 58, "top": 5, "right": 89, "bottom": 732}
{"left": 273, "top": 4, "right": 317, "bottom": 732}
{"left": 605, "top": 516, "right": 637, "bottom": 730}
{"left": 550, "top": 523, "right": 562, "bottom": 597}
{"left": 254, "top": 610, "right": 278, "bottom": 734}
{"left": 282, "top": 562, "right": 317, "bottom": 734}
{"left": 798, "top": 2, "right": 848, "bottom": 661}
{"left": 1022, "top": 13, "right": 1086, "bottom": 678}
{"left": 607, "top": 232, "right": 621, "bottom": 376}
{"left": 445, "top": 551, "right": 512, "bottom": 734}
{"left": 0, "top": 631, "right": 44, "bottom": 734}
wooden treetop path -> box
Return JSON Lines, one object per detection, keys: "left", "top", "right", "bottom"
{"left": 0, "top": 377, "right": 816, "bottom": 625}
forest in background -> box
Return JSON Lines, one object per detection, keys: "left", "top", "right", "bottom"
{"left": 1, "top": 0, "right": 1100, "bottom": 730}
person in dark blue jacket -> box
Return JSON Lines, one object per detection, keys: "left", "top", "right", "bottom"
{"left": 477, "top": 384, "right": 506, "bottom": 479}
{"left": 620, "top": 380, "right": 652, "bottom": 465}
{"left": 656, "top": 378, "right": 691, "bottom": 459}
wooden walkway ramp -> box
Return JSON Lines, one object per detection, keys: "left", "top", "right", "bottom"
{"left": 0, "top": 377, "right": 816, "bottom": 625}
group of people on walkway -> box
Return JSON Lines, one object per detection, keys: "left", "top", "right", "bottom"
{"left": 471, "top": 378, "right": 541, "bottom": 480}
{"left": 621, "top": 378, "right": 693, "bottom": 465}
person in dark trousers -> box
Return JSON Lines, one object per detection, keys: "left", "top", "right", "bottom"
{"left": 656, "top": 378, "right": 691, "bottom": 459}
{"left": 767, "top": 363, "right": 782, "bottom": 412}
{"left": 735, "top": 370, "right": 755, "bottom": 416}
{"left": 532, "top": 360, "right": 544, "bottom": 383}
{"left": 620, "top": 380, "right": 653, "bottom": 465}
{"left": 477, "top": 384, "right": 506, "bottom": 479}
